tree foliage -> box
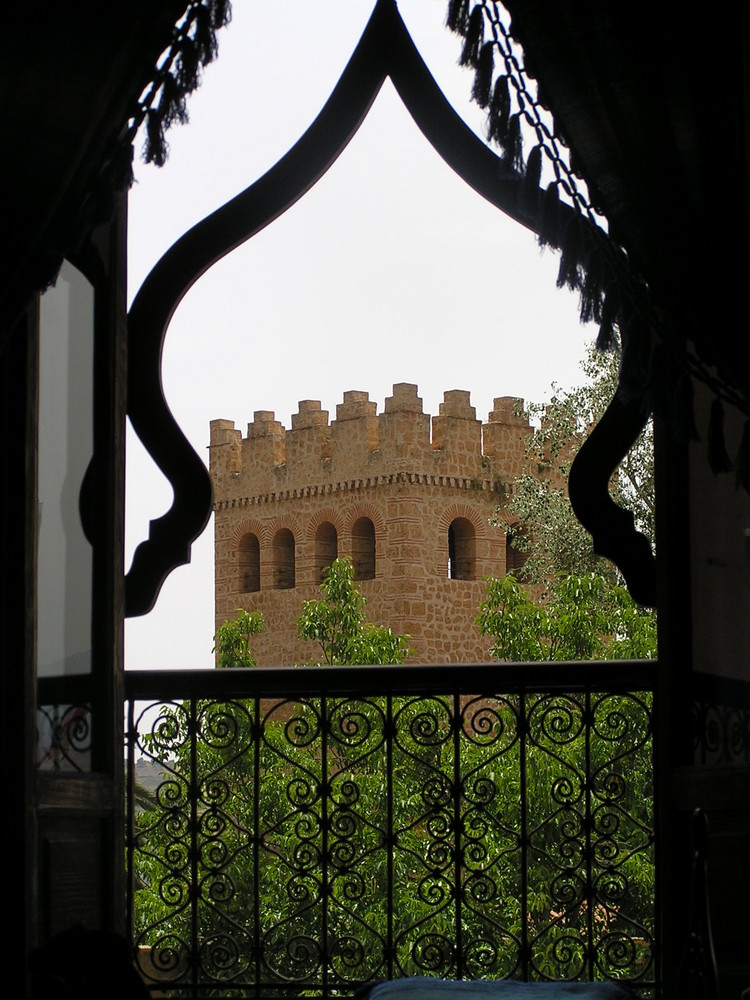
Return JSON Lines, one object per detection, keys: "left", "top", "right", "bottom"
{"left": 477, "top": 572, "right": 657, "bottom": 662}
{"left": 297, "top": 557, "right": 411, "bottom": 665}
{"left": 498, "top": 342, "right": 654, "bottom": 589}
{"left": 132, "top": 685, "right": 655, "bottom": 988}
{"left": 132, "top": 570, "right": 654, "bottom": 990}
{"left": 212, "top": 608, "right": 265, "bottom": 668}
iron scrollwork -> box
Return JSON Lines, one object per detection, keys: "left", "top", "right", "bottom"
{"left": 126, "top": 673, "right": 655, "bottom": 996}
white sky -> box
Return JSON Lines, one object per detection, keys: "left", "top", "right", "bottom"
{"left": 124, "top": 0, "right": 596, "bottom": 669}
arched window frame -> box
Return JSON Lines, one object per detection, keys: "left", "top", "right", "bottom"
{"left": 448, "top": 517, "right": 475, "bottom": 580}
{"left": 272, "top": 528, "right": 296, "bottom": 590}
{"left": 351, "top": 516, "right": 376, "bottom": 581}
{"left": 314, "top": 522, "right": 338, "bottom": 581}
{"left": 238, "top": 532, "right": 261, "bottom": 593}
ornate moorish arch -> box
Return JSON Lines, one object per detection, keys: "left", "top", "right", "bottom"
{"left": 125, "top": 0, "right": 654, "bottom": 616}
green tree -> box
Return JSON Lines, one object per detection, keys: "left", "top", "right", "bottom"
{"left": 212, "top": 608, "right": 264, "bottom": 668}
{"left": 297, "top": 557, "right": 411, "bottom": 665}
{"left": 499, "top": 342, "right": 654, "bottom": 588}
{"left": 477, "top": 572, "right": 657, "bottom": 662}
{"left": 131, "top": 570, "right": 654, "bottom": 992}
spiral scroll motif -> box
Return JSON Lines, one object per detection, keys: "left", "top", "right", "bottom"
{"left": 128, "top": 683, "right": 655, "bottom": 993}
{"left": 36, "top": 702, "right": 92, "bottom": 770}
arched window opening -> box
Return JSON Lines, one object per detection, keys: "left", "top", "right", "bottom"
{"left": 505, "top": 529, "right": 529, "bottom": 576}
{"left": 238, "top": 533, "right": 260, "bottom": 593}
{"left": 448, "top": 518, "right": 475, "bottom": 580}
{"left": 315, "top": 522, "right": 338, "bottom": 581}
{"left": 352, "top": 517, "right": 375, "bottom": 581}
{"left": 273, "top": 529, "right": 295, "bottom": 589}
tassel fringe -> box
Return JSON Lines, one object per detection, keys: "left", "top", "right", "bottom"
{"left": 472, "top": 43, "right": 494, "bottom": 108}
{"left": 520, "top": 144, "right": 542, "bottom": 217}
{"left": 537, "top": 182, "right": 561, "bottom": 249}
{"left": 158, "top": 72, "right": 188, "bottom": 129}
{"left": 556, "top": 216, "right": 583, "bottom": 291}
{"left": 596, "top": 284, "right": 620, "bottom": 350}
{"left": 176, "top": 39, "right": 201, "bottom": 92}
{"left": 488, "top": 76, "right": 511, "bottom": 146}
{"left": 138, "top": 1, "right": 232, "bottom": 167}
{"left": 504, "top": 113, "right": 523, "bottom": 171}
{"left": 446, "top": 0, "right": 471, "bottom": 34}
{"left": 460, "top": 6, "right": 484, "bottom": 68}
{"left": 208, "top": 0, "right": 232, "bottom": 29}
{"left": 193, "top": 4, "right": 219, "bottom": 66}
{"left": 143, "top": 109, "right": 168, "bottom": 166}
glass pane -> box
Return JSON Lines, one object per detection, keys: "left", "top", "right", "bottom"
{"left": 37, "top": 260, "right": 94, "bottom": 679}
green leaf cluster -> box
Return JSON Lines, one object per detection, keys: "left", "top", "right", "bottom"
{"left": 497, "top": 342, "right": 654, "bottom": 589}
{"left": 476, "top": 572, "right": 656, "bottom": 661}
{"left": 296, "top": 557, "right": 411, "bottom": 665}
{"left": 130, "top": 690, "right": 655, "bottom": 988}
{"left": 212, "top": 608, "right": 265, "bottom": 668}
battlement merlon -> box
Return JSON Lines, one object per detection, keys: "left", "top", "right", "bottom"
{"left": 208, "top": 385, "right": 532, "bottom": 498}
{"left": 209, "top": 419, "right": 242, "bottom": 480}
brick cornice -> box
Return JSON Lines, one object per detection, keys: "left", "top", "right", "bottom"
{"left": 214, "top": 471, "right": 502, "bottom": 511}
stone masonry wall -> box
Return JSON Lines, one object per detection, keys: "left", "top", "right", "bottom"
{"left": 210, "top": 383, "right": 532, "bottom": 665}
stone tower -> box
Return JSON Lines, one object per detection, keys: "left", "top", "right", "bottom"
{"left": 209, "top": 383, "right": 532, "bottom": 665}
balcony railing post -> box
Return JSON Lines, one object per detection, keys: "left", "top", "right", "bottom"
{"left": 321, "top": 694, "right": 329, "bottom": 999}
{"left": 386, "top": 692, "right": 394, "bottom": 981}
{"left": 189, "top": 696, "right": 199, "bottom": 997}
{"left": 519, "top": 687, "right": 529, "bottom": 982}
{"left": 452, "top": 688, "right": 462, "bottom": 979}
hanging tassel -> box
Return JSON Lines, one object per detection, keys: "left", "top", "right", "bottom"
{"left": 735, "top": 420, "right": 750, "bottom": 493}
{"left": 192, "top": 3, "right": 219, "bottom": 65}
{"left": 707, "top": 397, "right": 733, "bottom": 474}
{"left": 557, "top": 245, "right": 580, "bottom": 292}
{"left": 596, "top": 284, "right": 620, "bottom": 350}
{"left": 160, "top": 72, "right": 189, "bottom": 128}
{"left": 672, "top": 372, "right": 699, "bottom": 443}
{"left": 143, "top": 108, "right": 168, "bottom": 166}
{"left": 446, "top": 0, "right": 471, "bottom": 34}
{"left": 176, "top": 37, "right": 201, "bottom": 93}
{"left": 579, "top": 271, "right": 602, "bottom": 324}
{"left": 556, "top": 216, "right": 583, "bottom": 291}
{"left": 472, "top": 42, "right": 494, "bottom": 108}
{"left": 208, "top": 0, "right": 232, "bottom": 29}
{"left": 503, "top": 112, "right": 523, "bottom": 172}
{"left": 537, "top": 182, "right": 561, "bottom": 249}
{"left": 488, "top": 76, "right": 511, "bottom": 146}
{"left": 579, "top": 242, "right": 605, "bottom": 325}
{"left": 519, "top": 144, "right": 542, "bottom": 218}
{"left": 459, "top": 5, "right": 484, "bottom": 68}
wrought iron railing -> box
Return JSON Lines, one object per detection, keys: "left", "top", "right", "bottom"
{"left": 692, "top": 672, "right": 750, "bottom": 765}
{"left": 124, "top": 663, "right": 656, "bottom": 999}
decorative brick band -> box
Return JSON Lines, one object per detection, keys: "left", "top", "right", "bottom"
{"left": 213, "top": 471, "right": 504, "bottom": 511}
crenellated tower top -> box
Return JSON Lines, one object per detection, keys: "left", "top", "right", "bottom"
{"left": 210, "top": 383, "right": 531, "bottom": 502}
